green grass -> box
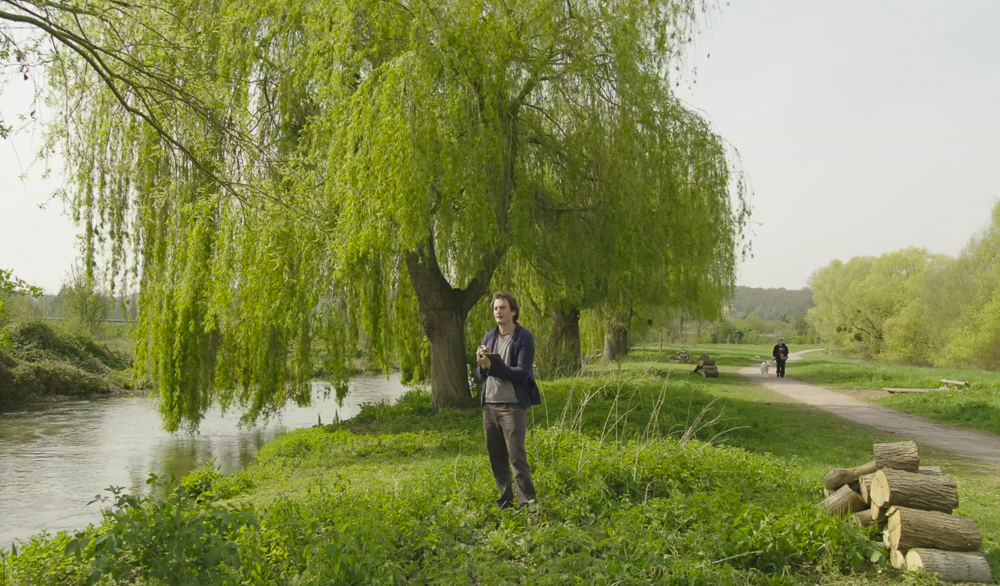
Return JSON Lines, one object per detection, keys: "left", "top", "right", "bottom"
{"left": 4, "top": 346, "right": 999, "bottom": 585}
{"left": 789, "top": 353, "right": 1000, "bottom": 437}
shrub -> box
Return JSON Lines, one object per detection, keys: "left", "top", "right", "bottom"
{"left": 6, "top": 321, "right": 127, "bottom": 372}
{"left": 0, "top": 532, "right": 88, "bottom": 586}
{"left": 0, "top": 321, "right": 131, "bottom": 407}
{"left": 180, "top": 463, "right": 254, "bottom": 503}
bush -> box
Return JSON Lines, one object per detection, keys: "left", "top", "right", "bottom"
{"left": 180, "top": 463, "right": 254, "bottom": 503}
{"left": 6, "top": 321, "right": 127, "bottom": 372}
{"left": 0, "top": 532, "right": 89, "bottom": 586}
{"left": 0, "top": 320, "right": 131, "bottom": 407}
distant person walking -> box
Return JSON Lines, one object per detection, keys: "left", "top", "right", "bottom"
{"left": 476, "top": 292, "right": 541, "bottom": 510}
{"left": 772, "top": 339, "right": 790, "bottom": 378}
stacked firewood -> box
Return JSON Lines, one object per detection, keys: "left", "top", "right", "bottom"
{"left": 692, "top": 355, "right": 718, "bottom": 378}
{"left": 667, "top": 350, "right": 691, "bottom": 363}
{"left": 818, "top": 441, "right": 991, "bottom": 583}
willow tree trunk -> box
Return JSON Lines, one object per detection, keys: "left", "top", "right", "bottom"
{"left": 406, "top": 238, "right": 496, "bottom": 410}
{"left": 603, "top": 313, "right": 629, "bottom": 361}
{"left": 421, "top": 306, "right": 477, "bottom": 409}
{"left": 544, "top": 307, "right": 581, "bottom": 379}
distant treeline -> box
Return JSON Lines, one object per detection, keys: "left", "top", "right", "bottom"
{"left": 731, "top": 286, "right": 814, "bottom": 321}
{"left": 809, "top": 202, "right": 1000, "bottom": 369}
{"left": 649, "top": 286, "right": 817, "bottom": 346}
{"left": 34, "top": 292, "right": 137, "bottom": 322}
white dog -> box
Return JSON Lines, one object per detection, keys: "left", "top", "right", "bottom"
{"left": 760, "top": 360, "right": 773, "bottom": 377}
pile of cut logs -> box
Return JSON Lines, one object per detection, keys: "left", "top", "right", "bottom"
{"left": 818, "top": 441, "right": 991, "bottom": 583}
{"left": 693, "top": 355, "right": 718, "bottom": 378}
{"left": 667, "top": 350, "right": 691, "bottom": 363}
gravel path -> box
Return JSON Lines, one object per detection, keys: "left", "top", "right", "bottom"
{"left": 739, "top": 350, "right": 1000, "bottom": 467}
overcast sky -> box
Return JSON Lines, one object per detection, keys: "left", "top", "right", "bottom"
{"left": 2, "top": 1, "right": 999, "bottom": 293}
{"left": 676, "top": 0, "right": 1000, "bottom": 289}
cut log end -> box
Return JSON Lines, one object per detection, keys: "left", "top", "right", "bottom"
{"left": 859, "top": 473, "right": 875, "bottom": 504}
{"left": 818, "top": 484, "right": 866, "bottom": 516}
{"left": 824, "top": 460, "right": 878, "bottom": 491}
{"left": 852, "top": 509, "right": 875, "bottom": 528}
{"left": 889, "top": 548, "right": 906, "bottom": 570}
{"left": 906, "top": 549, "right": 992, "bottom": 583}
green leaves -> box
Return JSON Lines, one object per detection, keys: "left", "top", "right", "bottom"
{"left": 0, "top": 269, "right": 42, "bottom": 348}
{"left": 60, "top": 479, "right": 258, "bottom": 586}
{"left": 43, "top": 0, "right": 743, "bottom": 426}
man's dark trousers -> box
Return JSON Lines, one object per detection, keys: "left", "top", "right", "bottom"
{"left": 483, "top": 403, "right": 536, "bottom": 508}
{"left": 776, "top": 359, "right": 786, "bottom": 378}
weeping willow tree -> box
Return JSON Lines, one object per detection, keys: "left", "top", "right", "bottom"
{"left": 29, "top": 0, "right": 743, "bottom": 429}
{"left": 506, "top": 97, "right": 747, "bottom": 375}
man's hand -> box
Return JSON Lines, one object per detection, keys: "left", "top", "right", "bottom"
{"left": 476, "top": 345, "right": 491, "bottom": 369}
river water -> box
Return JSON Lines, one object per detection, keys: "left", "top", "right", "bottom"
{"left": 0, "top": 376, "right": 409, "bottom": 547}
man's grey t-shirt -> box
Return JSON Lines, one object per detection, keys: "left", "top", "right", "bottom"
{"left": 484, "top": 332, "right": 518, "bottom": 404}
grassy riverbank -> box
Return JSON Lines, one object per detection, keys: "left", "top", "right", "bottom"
{"left": 0, "top": 320, "right": 134, "bottom": 408}
{"left": 3, "top": 348, "right": 999, "bottom": 585}
{"left": 789, "top": 352, "right": 1000, "bottom": 437}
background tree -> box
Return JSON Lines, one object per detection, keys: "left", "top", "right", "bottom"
{"left": 808, "top": 248, "right": 945, "bottom": 362}
{"left": 60, "top": 263, "right": 113, "bottom": 338}
{"left": 507, "top": 100, "right": 747, "bottom": 373}
{"left": 942, "top": 202, "right": 1000, "bottom": 368}
{"left": 730, "top": 286, "right": 814, "bottom": 321}
{"left": 0, "top": 269, "right": 42, "bottom": 347}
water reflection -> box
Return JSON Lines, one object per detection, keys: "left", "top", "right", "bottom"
{"left": 0, "top": 375, "right": 408, "bottom": 547}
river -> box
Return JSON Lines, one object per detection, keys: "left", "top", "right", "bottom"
{"left": 0, "top": 376, "right": 409, "bottom": 547}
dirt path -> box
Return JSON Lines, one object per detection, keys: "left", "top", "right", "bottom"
{"left": 739, "top": 350, "right": 1000, "bottom": 467}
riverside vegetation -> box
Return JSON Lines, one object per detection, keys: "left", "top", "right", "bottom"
{"left": 4, "top": 348, "right": 998, "bottom": 585}
{"left": 0, "top": 320, "right": 133, "bottom": 408}
{"left": 0, "top": 270, "right": 136, "bottom": 408}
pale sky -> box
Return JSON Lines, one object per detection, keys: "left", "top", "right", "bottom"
{"left": 676, "top": 0, "right": 1000, "bottom": 289}
{"left": 2, "top": 1, "right": 999, "bottom": 293}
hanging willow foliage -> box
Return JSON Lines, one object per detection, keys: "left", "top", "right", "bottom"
{"left": 23, "top": 0, "right": 745, "bottom": 429}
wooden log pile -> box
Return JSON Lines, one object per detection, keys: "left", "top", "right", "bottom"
{"left": 667, "top": 350, "right": 691, "bottom": 363}
{"left": 692, "top": 354, "right": 719, "bottom": 378}
{"left": 817, "top": 441, "right": 990, "bottom": 583}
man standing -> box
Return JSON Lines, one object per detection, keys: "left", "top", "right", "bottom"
{"left": 772, "top": 338, "right": 790, "bottom": 378}
{"left": 476, "top": 291, "right": 541, "bottom": 510}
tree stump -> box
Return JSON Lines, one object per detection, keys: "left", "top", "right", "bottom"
{"left": 869, "top": 469, "right": 958, "bottom": 514}
{"left": 873, "top": 441, "right": 920, "bottom": 472}
{"left": 824, "top": 460, "right": 877, "bottom": 491}
{"left": 886, "top": 507, "right": 982, "bottom": 552}
{"left": 817, "top": 484, "right": 866, "bottom": 516}
{"left": 905, "top": 549, "right": 992, "bottom": 583}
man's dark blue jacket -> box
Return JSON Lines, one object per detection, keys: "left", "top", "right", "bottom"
{"left": 476, "top": 324, "right": 542, "bottom": 409}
